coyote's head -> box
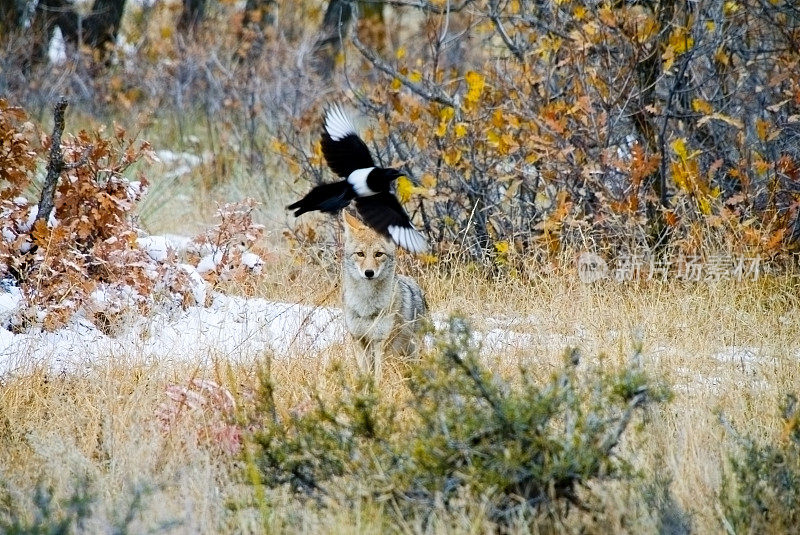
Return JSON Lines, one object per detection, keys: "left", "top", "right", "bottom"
{"left": 342, "top": 211, "right": 396, "bottom": 281}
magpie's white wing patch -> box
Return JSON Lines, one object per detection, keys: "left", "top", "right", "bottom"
{"left": 324, "top": 105, "right": 357, "bottom": 141}
{"left": 321, "top": 104, "right": 375, "bottom": 177}
{"left": 347, "top": 167, "right": 376, "bottom": 196}
{"left": 355, "top": 192, "right": 429, "bottom": 254}
{"left": 388, "top": 224, "right": 429, "bottom": 254}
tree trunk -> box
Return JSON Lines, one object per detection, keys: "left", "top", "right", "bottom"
{"left": 243, "top": 0, "right": 275, "bottom": 29}
{"left": 357, "top": 2, "right": 386, "bottom": 56}
{"left": 312, "top": 0, "right": 354, "bottom": 78}
{"left": 29, "top": 0, "right": 126, "bottom": 64}
{"left": 178, "top": 0, "right": 207, "bottom": 32}
{"left": 83, "top": 0, "right": 127, "bottom": 50}
{"left": 236, "top": 0, "right": 276, "bottom": 62}
{"left": 0, "top": 0, "right": 22, "bottom": 35}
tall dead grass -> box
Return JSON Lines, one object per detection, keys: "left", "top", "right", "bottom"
{"left": 2, "top": 260, "right": 798, "bottom": 532}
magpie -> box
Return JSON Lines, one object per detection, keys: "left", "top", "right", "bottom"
{"left": 287, "top": 105, "right": 428, "bottom": 254}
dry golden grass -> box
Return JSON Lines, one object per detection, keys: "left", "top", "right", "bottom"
{"left": 1, "top": 253, "right": 798, "bottom": 533}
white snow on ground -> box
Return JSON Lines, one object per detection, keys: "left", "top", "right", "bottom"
{"left": 0, "top": 286, "right": 22, "bottom": 324}
{"left": 0, "top": 293, "right": 345, "bottom": 377}
{"left": 0, "top": 283, "right": 791, "bottom": 390}
{"left": 138, "top": 235, "right": 171, "bottom": 262}
{"left": 155, "top": 150, "right": 201, "bottom": 167}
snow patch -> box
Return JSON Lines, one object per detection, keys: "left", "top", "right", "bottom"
{"left": 241, "top": 252, "right": 264, "bottom": 272}
{"left": 0, "top": 293, "right": 346, "bottom": 377}
{"left": 155, "top": 150, "right": 201, "bottom": 167}
{"left": 0, "top": 286, "right": 22, "bottom": 325}
{"left": 48, "top": 26, "right": 67, "bottom": 65}
{"left": 138, "top": 235, "right": 170, "bottom": 262}
{"left": 196, "top": 251, "right": 223, "bottom": 274}
{"left": 181, "top": 264, "right": 207, "bottom": 306}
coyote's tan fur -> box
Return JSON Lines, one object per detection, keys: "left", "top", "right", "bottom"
{"left": 341, "top": 211, "right": 426, "bottom": 379}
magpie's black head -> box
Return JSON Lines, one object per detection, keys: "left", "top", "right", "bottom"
{"left": 376, "top": 167, "right": 403, "bottom": 181}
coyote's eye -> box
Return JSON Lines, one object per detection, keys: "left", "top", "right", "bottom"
{"left": 355, "top": 252, "right": 366, "bottom": 258}
{"left": 374, "top": 252, "right": 385, "bottom": 258}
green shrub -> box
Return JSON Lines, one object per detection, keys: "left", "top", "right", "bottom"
{"left": 720, "top": 394, "right": 800, "bottom": 534}
{"left": 250, "top": 316, "right": 671, "bottom": 528}
{"left": 0, "top": 478, "right": 93, "bottom": 535}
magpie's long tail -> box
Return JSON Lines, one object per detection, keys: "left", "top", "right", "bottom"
{"left": 286, "top": 180, "right": 354, "bottom": 217}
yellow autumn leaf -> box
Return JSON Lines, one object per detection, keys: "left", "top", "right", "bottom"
{"left": 671, "top": 138, "right": 689, "bottom": 161}
{"left": 487, "top": 130, "right": 501, "bottom": 148}
{"left": 395, "top": 47, "right": 406, "bottom": 60}
{"left": 714, "top": 46, "right": 729, "bottom": 66}
{"left": 692, "top": 98, "right": 713, "bottom": 114}
{"left": 436, "top": 106, "right": 455, "bottom": 137}
{"left": 420, "top": 172, "right": 437, "bottom": 189}
{"left": 454, "top": 122, "right": 468, "bottom": 138}
{"left": 668, "top": 26, "right": 694, "bottom": 54}
{"left": 573, "top": 5, "right": 587, "bottom": 21}
{"left": 443, "top": 148, "right": 462, "bottom": 166}
{"left": 723, "top": 1, "right": 739, "bottom": 15}
{"left": 662, "top": 45, "right": 676, "bottom": 71}
{"left": 439, "top": 106, "right": 455, "bottom": 122}
{"left": 396, "top": 176, "right": 414, "bottom": 203}
{"left": 756, "top": 118, "right": 770, "bottom": 141}
{"left": 697, "top": 195, "right": 712, "bottom": 215}
{"left": 419, "top": 253, "right": 438, "bottom": 265}
{"left": 270, "top": 138, "right": 288, "bottom": 154}
{"left": 391, "top": 78, "right": 402, "bottom": 90}
{"left": 671, "top": 161, "right": 691, "bottom": 191}
{"left": 465, "top": 71, "right": 485, "bottom": 103}
{"left": 409, "top": 70, "right": 422, "bottom": 83}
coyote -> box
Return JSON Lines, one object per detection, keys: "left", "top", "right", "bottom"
{"left": 341, "top": 211, "right": 427, "bottom": 379}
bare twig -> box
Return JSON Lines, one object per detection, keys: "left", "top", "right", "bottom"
{"left": 489, "top": 0, "right": 524, "bottom": 61}
{"left": 65, "top": 145, "right": 92, "bottom": 170}
{"left": 446, "top": 345, "right": 511, "bottom": 430}
{"left": 356, "top": 0, "right": 475, "bottom": 14}
{"left": 599, "top": 389, "right": 648, "bottom": 454}
{"left": 36, "top": 97, "right": 68, "bottom": 224}
{"left": 657, "top": 45, "right": 696, "bottom": 210}
{"left": 351, "top": 31, "right": 458, "bottom": 109}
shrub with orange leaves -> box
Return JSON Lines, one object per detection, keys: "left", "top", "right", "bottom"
{"left": 275, "top": 0, "right": 800, "bottom": 271}
{"left": 0, "top": 102, "right": 200, "bottom": 330}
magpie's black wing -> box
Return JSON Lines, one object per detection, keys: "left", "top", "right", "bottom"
{"left": 287, "top": 180, "right": 354, "bottom": 216}
{"left": 321, "top": 105, "right": 375, "bottom": 178}
{"left": 355, "top": 192, "right": 428, "bottom": 253}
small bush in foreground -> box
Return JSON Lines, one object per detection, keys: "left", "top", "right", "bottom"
{"left": 250, "top": 317, "right": 671, "bottom": 528}
{"left": 0, "top": 478, "right": 94, "bottom": 535}
{"left": 720, "top": 394, "right": 800, "bottom": 534}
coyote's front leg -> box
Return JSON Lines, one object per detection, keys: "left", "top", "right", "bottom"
{"left": 355, "top": 338, "right": 382, "bottom": 382}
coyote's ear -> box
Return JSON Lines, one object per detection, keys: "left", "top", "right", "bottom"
{"left": 342, "top": 211, "right": 363, "bottom": 233}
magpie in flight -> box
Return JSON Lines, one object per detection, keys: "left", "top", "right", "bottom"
{"left": 287, "top": 105, "right": 428, "bottom": 254}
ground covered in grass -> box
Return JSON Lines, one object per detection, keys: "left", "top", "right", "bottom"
{"left": 1, "top": 263, "right": 798, "bottom": 533}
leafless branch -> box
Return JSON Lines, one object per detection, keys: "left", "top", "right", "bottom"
{"left": 489, "top": 0, "right": 524, "bottom": 61}
{"left": 355, "top": 0, "right": 475, "bottom": 14}
{"left": 351, "top": 31, "right": 458, "bottom": 109}
{"left": 36, "top": 97, "right": 68, "bottom": 224}
{"left": 599, "top": 389, "right": 648, "bottom": 455}
{"left": 65, "top": 145, "right": 92, "bottom": 170}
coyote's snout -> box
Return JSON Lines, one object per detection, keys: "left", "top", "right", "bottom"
{"left": 341, "top": 211, "right": 427, "bottom": 380}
